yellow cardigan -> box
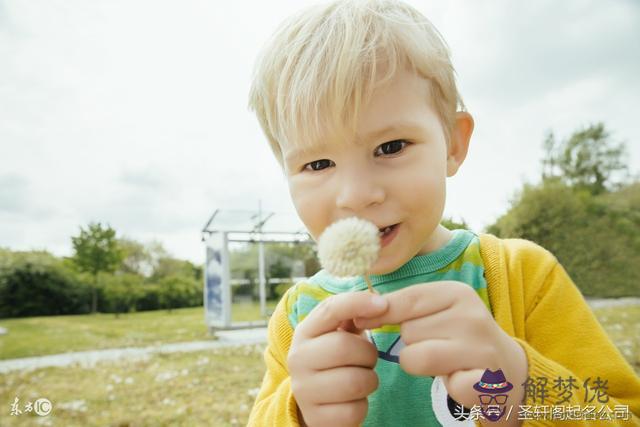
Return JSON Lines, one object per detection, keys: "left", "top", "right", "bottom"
{"left": 248, "top": 234, "right": 640, "bottom": 426}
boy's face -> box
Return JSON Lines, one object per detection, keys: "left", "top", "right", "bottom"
{"left": 281, "top": 67, "right": 472, "bottom": 275}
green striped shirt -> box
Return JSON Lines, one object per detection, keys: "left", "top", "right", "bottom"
{"left": 285, "top": 229, "right": 491, "bottom": 426}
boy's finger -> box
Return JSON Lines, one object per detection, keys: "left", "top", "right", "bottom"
{"left": 300, "top": 330, "right": 378, "bottom": 370}
{"left": 354, "top": 282, "right": 459, "bottom": 329}
{"left": 297, "top": 292, "right": 388, "bottom": 339}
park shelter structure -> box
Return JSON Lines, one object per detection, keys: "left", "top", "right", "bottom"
{"left": 201, "top": 207, "right": 313, "bottom": 331}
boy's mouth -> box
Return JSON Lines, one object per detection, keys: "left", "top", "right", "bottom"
{"left": 378, "top": 223, "right": 399, "bottom": 237}
{"left": 378, "top": 223, "right": 400, "bottom": 248}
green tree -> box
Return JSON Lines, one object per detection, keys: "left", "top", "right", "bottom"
{"left": 541, "top": 123, "right": 629, "bottom": 195}
{"left": 146, "top": 240, "right": 170, "bottom": 274}
{"left": 101, "top": 273, "right": 144, "bottom": 317}
{"left": 487, "top": 179, "right": 640, "bottom": 297}
{"left": 267, "top": 257, "right": 292, "bottom": 300}
{"left": 157, "top": 275, "right": 200, "bottom": 312}
{"left": 488, "top": 121, "right": 639, "bottom": 297}
{"left": 149, "top": 256, "right": 201, "bottom": 283}
{"left": 71, "top": 222, "right": 124, "bottom": 313}
{"left": 487, "top": 178, "right": 589, "bottom": 249}
{"left": 441, "top": 216, "right": 469, "bottom": 231}
{"left": 118, "top": 238, "right": 153, "bottom": 277}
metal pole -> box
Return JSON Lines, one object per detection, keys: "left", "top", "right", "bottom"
{"left": 221, "top": 231, "right": 232, "bottom": 328}
{"left": 258, "top": 200, "right": 267, "bottom": 317}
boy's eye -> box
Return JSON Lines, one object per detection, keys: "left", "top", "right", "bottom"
{"left": 301, "top": 140, "right": 408, "bottom": 172}
{"left": 375, "top": 140, "right": 408, "bottom": 156}
{"left": 303, "top": 159, "right": 335, "bottom": 171}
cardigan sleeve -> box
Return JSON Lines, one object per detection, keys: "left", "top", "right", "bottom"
{"left": 247, "top": 289, "right": 302, "bottom": 426}
{"left": 516, "top": 256, "right": 640, "bottom": 426}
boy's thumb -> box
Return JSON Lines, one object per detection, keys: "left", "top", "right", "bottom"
{"left": 351, "top": 294, "right": 387, "bottom": 331}
{"left": 369, "top": 294, "right": 388, "bottom": 312}
{"left": 338, "top": 294, "right": 387, "bottom": 335}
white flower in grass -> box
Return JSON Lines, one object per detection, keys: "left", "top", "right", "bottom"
{"left": 318, "top": 217, "right": 380, "bottom": 277}
{"left": 58, "top": 399, "right": 87, "bottom": 412}
{"left": 155, "top": 371, "right": 178, "bottom": 382}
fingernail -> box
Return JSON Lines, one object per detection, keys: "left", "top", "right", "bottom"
{"left": 371, "top": 294, "right": 387, "bottom": 309}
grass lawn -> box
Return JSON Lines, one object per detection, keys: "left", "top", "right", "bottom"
{"left": 0, "top": 302, "right": 277, "bottom": 360}
{"left": 0, "top": 344, "right": 266, "bottom": 426}
{"left": 0, "top": 304, "right": 638, "bottom": 426}
{"left": 591, "top": 304, "right": 640, "bottom": 374}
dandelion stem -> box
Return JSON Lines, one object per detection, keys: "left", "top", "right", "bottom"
{"left": 364, "top": 274, "right": 377, "bottom": 293}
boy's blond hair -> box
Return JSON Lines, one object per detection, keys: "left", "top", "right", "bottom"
{"left": 248, "top": 0, "right": 465, "bottom": 168}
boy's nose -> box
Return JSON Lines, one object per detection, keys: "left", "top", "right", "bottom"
{"left": 335, "top": 168, "right": 385, "bottom": 212}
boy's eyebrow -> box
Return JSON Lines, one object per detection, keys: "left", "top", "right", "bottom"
{"left": 284, "top": 146, "right": 326, "bottom": 163}
{"left": 359, "top": 121, "right": 424, "bottom": 141}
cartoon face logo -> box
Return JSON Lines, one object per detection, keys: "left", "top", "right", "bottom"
{"left": 478, "top": 393, "right": 509, "bottom": 421}
{"left": 473, "top": 369, "right": 513, "bottom": 422}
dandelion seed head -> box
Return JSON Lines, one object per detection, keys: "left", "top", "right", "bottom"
{"left": 318, "top": 217, "right": 380, "bottom": 277}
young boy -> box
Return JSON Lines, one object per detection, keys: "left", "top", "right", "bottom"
{"left": 246, "top": 1, "right": 640, "bottom": 425}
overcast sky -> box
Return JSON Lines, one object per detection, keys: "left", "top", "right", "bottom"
{"left": 1, "top": 0, "right": 639, "bottom": 264}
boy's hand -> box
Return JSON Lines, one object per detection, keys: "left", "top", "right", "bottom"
{"left": 288, "top": 292, "right": 389, "bottom": 427}
{"left": 354, "top": 281, "right": 528, "bottom": 415}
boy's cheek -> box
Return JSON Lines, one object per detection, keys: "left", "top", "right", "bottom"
{"left": 289, "top": 184, "right": 331, "bottom": 239}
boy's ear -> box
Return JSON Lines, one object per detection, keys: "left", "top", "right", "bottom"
{"left": 446, "top": 111, "right": 474, "bottom": 177}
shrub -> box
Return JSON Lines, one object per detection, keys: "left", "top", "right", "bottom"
{"left": 488, "top": 179, "right": 640, "bottom": 297}
{"left": 157, "top": 275, "right": 201, "bottom": 312}
{"left": 0, "top": 260, "right": 91, "bottom": 318}
{"left": 101, "top": 273, "right": 145, "bottom": 316}
{"left": 135, "top": 283, "right": 162, "bottom": 312}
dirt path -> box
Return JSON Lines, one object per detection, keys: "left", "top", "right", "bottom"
{"left": 585, "top": 297, "right": 640, "bottom": 309}
{"left": 0, "top": 327, "right": 267, "bottom": 374}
